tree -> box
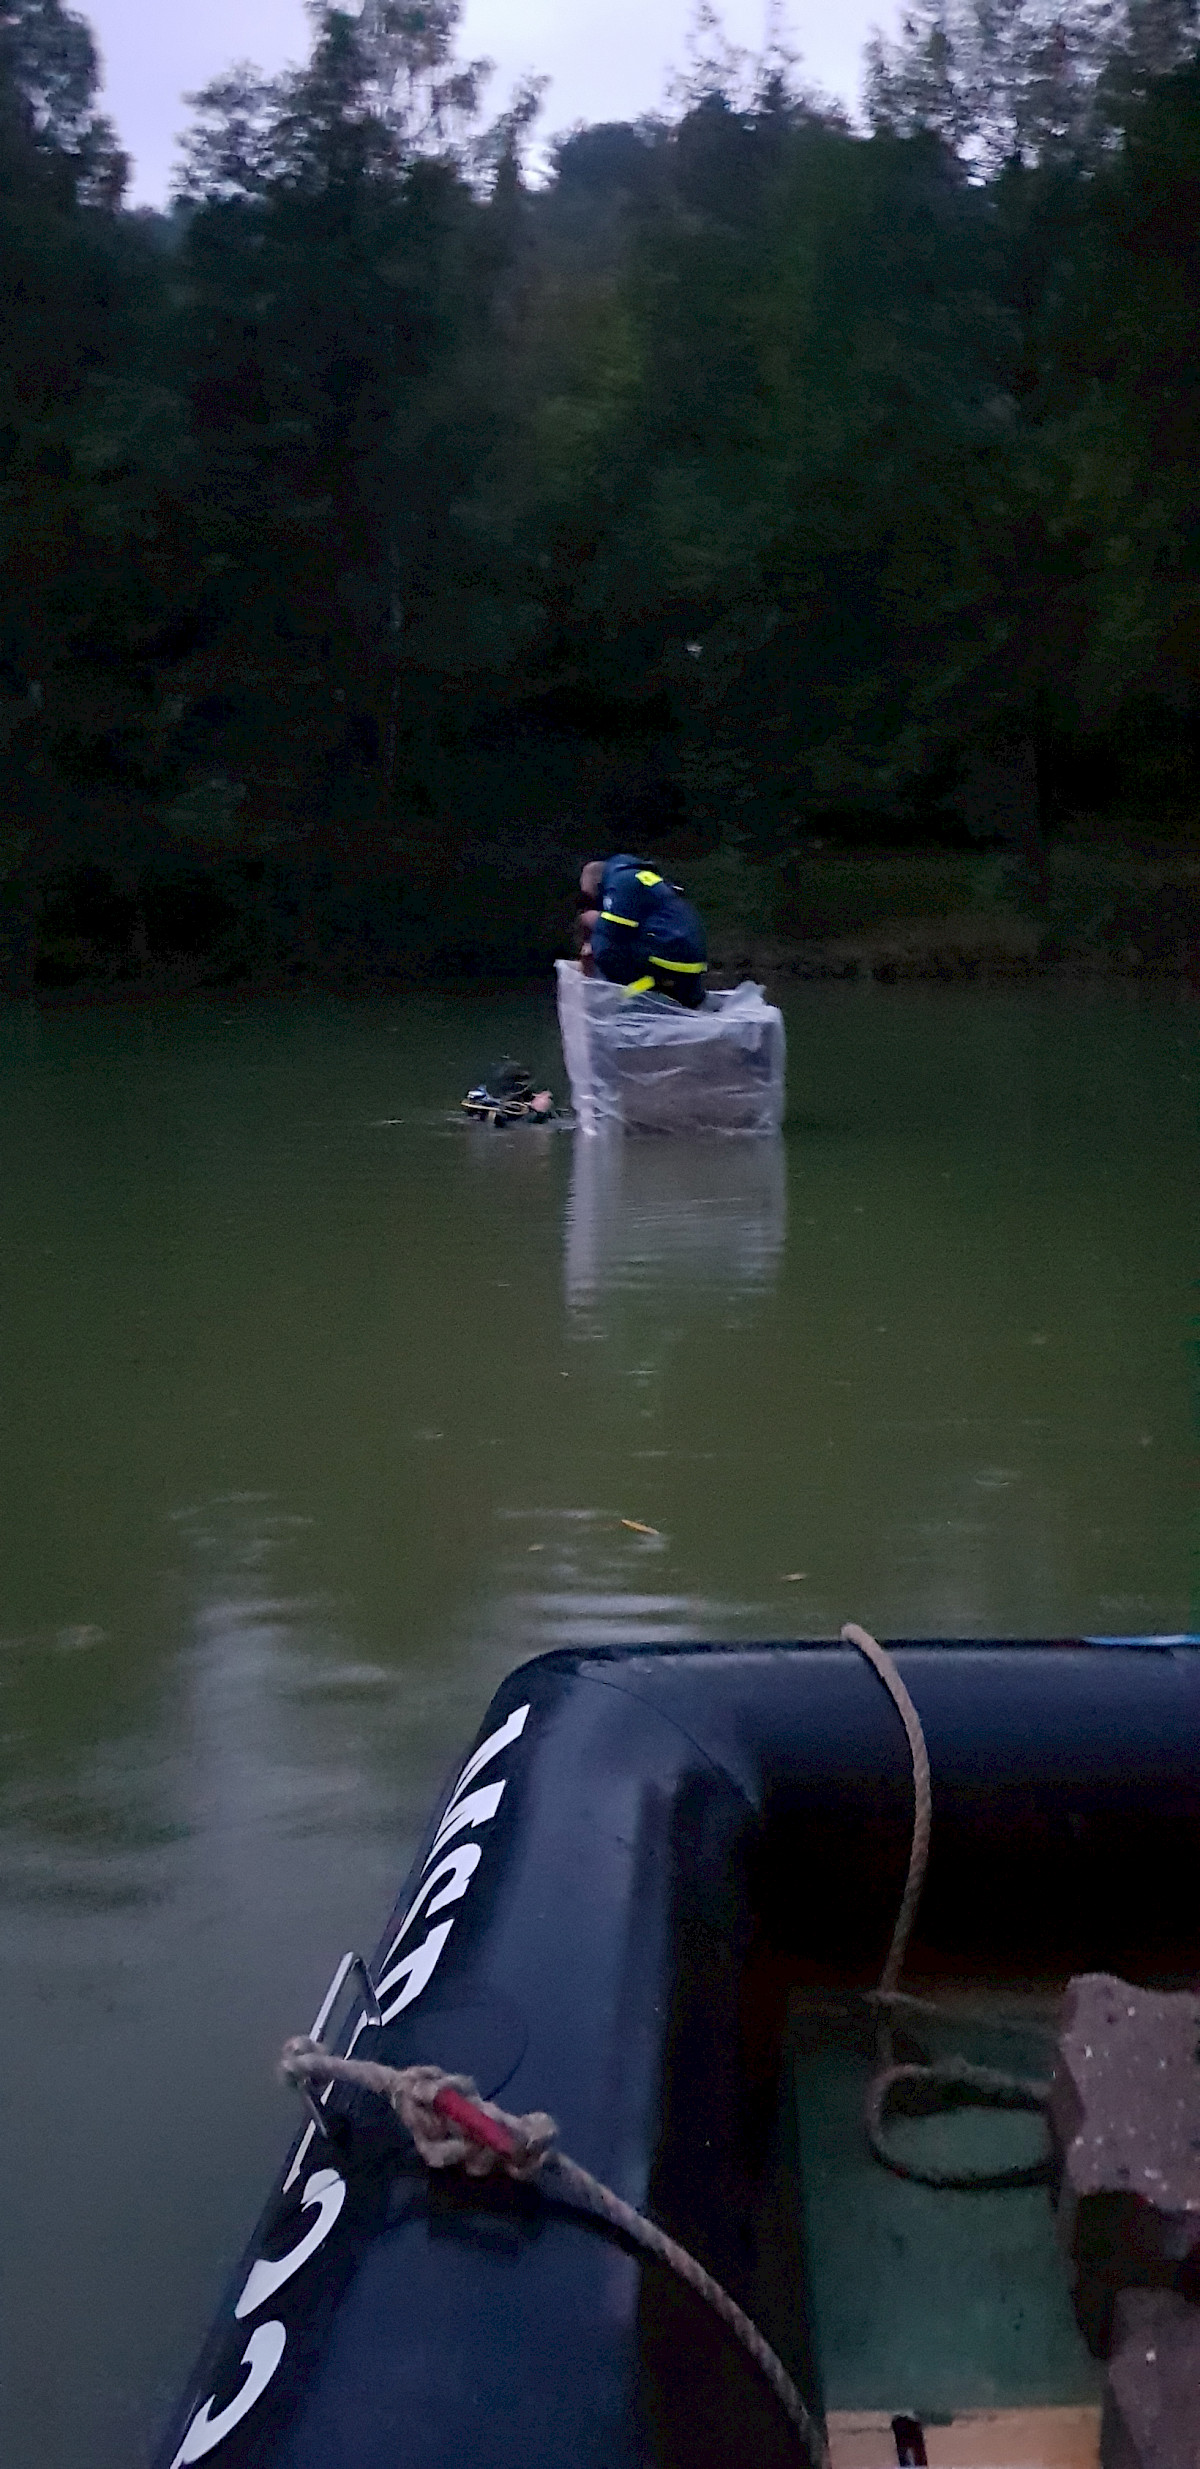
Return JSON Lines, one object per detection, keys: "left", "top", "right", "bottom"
{"left": 175, "top": 0, "right": 494, "bottom": 201}
{"left": 169, "top": 4, "right": 535, "bottom": 875}
{"left": 1048, "top": 60, "right": 1200, "bottom": 733}
{"left": 356, "top": 0, "right": 492, "bottom": 153}
{"left": 865, "top": 0, "right": 1123, "bottom": 172}
{"left": 0, "top": 0, "right": 126, "bottom": 200}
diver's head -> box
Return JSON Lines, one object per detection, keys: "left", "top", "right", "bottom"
{"left": 492, "top": 1059, "right": 534, "bottom": 1102}
{"left": 579, "top": 860, "right": 604, "bottom": 901}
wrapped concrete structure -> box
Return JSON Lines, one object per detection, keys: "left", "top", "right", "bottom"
{"left": 555, "top": 960, "right": 786, "bottom": 1135}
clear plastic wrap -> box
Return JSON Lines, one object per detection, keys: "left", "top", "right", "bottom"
{"left": 555, "top": 959, "right": 786, "bottom": 1135}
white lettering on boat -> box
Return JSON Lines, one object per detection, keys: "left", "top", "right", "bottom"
{"left": 172, "top": 1701, "right": 532, "bottom": 2462}
{"left": 370, "top": 1701, "right": 531, "bottom": 2021}
{"left": 426, "top": 1779, "right": 507, "bottom": 1863}
{"left": 375, "top": 1917, "right": 455, "bottom": 2026}
{"left": 445, "top": 1701, "right": 529, "bottom": 1802}
{"left": 376, "top": 1844, "right": 482, "bottom": 1984}
{"left": 169, "top": 2323, "right": 287, "bottom": 2467}
{"left": 234, "top": 2169, "right": 346, "bottom": 2319}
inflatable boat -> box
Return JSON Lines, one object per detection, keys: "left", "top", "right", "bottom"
{"left": 156, "top": 1633, "right": 1200, "bottom": 2469}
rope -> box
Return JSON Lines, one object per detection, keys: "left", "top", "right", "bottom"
{"left": 280, "top": 2044, "right": 556, "bottom": 2178}
{"left": 840, "top": 1623, "right": 932, "bottom": 1999}
{"left": 839, "top": 1621, "right": 1053, "bottom": 2192}
{"left": 280, "top": 2037, "right": 829, "bottom": 2468}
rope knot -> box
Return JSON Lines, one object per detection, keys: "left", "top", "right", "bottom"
{"left": 278, "top": 2037, "right": 556, "bottom": 2180}
{"left": 389, "top": 2062, "right": 556, "bottom": 2179}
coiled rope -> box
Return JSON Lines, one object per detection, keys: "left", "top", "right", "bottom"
{"left": 279, "top": 2039, "right": 829, "bottom": 2467}
{"left": 841, "top": 1621, "right": 1052, "bottom": 2192}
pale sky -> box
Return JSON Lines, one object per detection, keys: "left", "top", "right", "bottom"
{"left": 82, "top": 0, "right": 902, "bottom": 205}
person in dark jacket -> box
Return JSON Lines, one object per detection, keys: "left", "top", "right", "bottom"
{"left": 578, "top": 855, "right": 707, "bottom": 1006}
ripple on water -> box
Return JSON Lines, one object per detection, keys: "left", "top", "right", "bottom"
{"left": 489, "top": 1506, "right": 761, "bottom": 1652}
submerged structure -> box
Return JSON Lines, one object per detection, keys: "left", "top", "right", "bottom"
{"left": 156, "top": 1634, "right": 1200, "bottom": 2469}
{"left": 555, "top": 960, "right": 786, "bottom": 1134}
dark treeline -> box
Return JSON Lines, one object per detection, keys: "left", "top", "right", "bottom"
{"left": 4, "top": 0, "right": 1200, "bottom": 986}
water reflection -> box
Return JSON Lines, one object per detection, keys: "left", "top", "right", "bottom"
{"left": 564, "top": 1132, "right": 786, "bottom": 1308}
{"left": 493, "top": 1137, "right": 792, "bottom": 1658}
{"left": 168, "top": 1493, "right": 448, "bottom": 1859}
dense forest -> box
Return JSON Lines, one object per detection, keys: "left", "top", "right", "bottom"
{"left": 3, "top": 0, "right": 1200, "bottom": 986}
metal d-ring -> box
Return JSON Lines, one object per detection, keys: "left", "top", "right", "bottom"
{"left": 298, "top": 1951, "right": 384, "bottom": 2140}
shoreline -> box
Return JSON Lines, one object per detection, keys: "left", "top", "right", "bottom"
{"left": 708, "top": 909, "right": 1200, "bottom": 994}
{"left": 3, "top": 912, "right": 1197, "bottom": 1009}
{"left": 7, "top": 842, "right": 1198, "bottom": 1004}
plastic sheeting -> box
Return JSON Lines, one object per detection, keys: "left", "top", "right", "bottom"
{"left": 555, "top": 959, "right": 786, "bottom": 1135}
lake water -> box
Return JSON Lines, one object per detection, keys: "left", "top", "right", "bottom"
{"left": 0, "top": 983, "right": 1195, "bottom": 2468}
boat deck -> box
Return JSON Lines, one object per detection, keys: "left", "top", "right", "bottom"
{"left": 788, "top": 1985, "right": 1102, "bottom": 2469}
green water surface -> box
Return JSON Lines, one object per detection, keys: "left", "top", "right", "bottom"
{"left": 0, "top": 983, "right": 1194, "bottom": 2467}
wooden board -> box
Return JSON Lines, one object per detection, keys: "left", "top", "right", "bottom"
{"left": 827, "top": 2405, "right": 1101, "bottom": 2469}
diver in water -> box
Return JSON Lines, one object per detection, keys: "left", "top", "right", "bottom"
{"left": 461, "top": 1060, "right": 554, "bottom": 1126}
{"left": 578, "top": 856, "right": 707, "bottom": 1007}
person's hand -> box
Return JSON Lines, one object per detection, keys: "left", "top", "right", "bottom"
{"left": 580, "top": 908, "right": 600, "bottom": 932}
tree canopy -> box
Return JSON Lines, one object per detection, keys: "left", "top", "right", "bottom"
{"left": 3, "top": 0, "right": 1200, "bottom": 985}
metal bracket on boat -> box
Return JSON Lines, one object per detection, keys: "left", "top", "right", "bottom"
{"left": 300, "top": 1951, "right": 383, "bottom": 2141}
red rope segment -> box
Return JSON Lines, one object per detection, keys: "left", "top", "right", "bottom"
{"left": 279, "top": 2035, "right": 828, "bottom": 2467}
{"left": 432, "top": 2081, "right": 519, "bottom": 2158}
